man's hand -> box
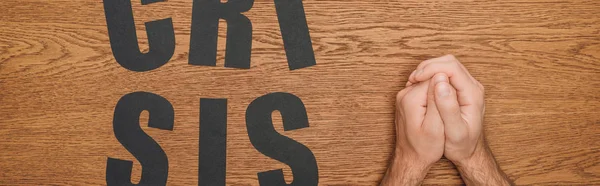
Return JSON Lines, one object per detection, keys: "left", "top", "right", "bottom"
{"left": 381, "top": 74, "right": 447, "bottom": 186}
{"left": 408, "top": 55, "right": 512, "bottom": 185}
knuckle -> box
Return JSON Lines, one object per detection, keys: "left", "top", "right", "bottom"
{"left": 478, "top": 84, "right": 485, "bottom": 95}
{"left": 443, "top": 59, "right": 461, "bottom": 71}
{"left": 474, "top": 91, "right": 485, "bottom": 106}
{"left": 418, "top": 59, "right": 430, "bottom": 67}
{"left": 473, "top": 81, "right": 484, "bottom": 92}
{"left": 396, "top": 91, "right": 404, "bottom": 103}
{"left": 475, "top": 90, "right": 485, "bottom": 101}
{"left": 479, "top": 83, "right": 485, "bottom": 92}
{"left": 446, "top": 54, "right": 459, "bottom": 63}
{"left": 396, "top": 88, "right": 410, "bottom": 102}
{"left": 452, "top": 59, "right": 462, "bottom": 68}
{"left": 446, "top": 54, "right": 457, "bottom": 60}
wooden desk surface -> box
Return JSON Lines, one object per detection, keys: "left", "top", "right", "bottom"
{"left": 1, "top": 0, "right": 599, "bottom": 185}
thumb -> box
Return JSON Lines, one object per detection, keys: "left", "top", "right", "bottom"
{"left": 434, "top": 81, "right": 468, "bottom": 142}
{"left": 423, "top": 74, "right": 445, "bottom": 132}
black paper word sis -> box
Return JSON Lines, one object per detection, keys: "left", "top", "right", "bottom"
{"left": 106, "top": 92, "right": 318, "bottom": 186}
{"left": 102, "top": 0, "right": 318, "bottom": 185}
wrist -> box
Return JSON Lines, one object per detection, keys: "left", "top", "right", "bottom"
{"left": 455, "top": 142, "right": 512, "bottom": 186}
{"left": 454, "top": 140, "right": 491, "bottom": 168}
{"left": 381, "top": 150, "right": 431, "bottom": 186}
{"left": 395, "top": 152, "right": 431, "bottom": 176}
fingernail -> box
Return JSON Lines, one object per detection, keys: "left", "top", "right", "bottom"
{"left": 409, "top": 70, "right": 416, "bottom": 79}
{"left": 435, "top": 74, "right": 447, "bottom": 84}
{"left": 436, "top": 83, "right": 450, "bottom": 97}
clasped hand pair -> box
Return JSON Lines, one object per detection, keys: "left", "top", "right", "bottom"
{"left": 381, "top": 55, "right": 511, "bottom": 186}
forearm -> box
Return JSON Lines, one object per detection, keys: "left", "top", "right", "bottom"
{"left": 381, "top": 152, "right": 430, "bottom": 186}
{"left": 456, "top": 143, "right": 512, "bottom": 186}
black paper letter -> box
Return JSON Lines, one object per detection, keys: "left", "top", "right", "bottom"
{"left": 189, "top": 0, "right": 254, "bottom": 69}
{"left": 106, "top": 92, "right": 174, "bottom": 185}
{"left": 199, "top": 99, "right": 228, "bottom": 186}
{"left": 103, "top": 0, "right": 175, "bottom": 72}
{"left": 246, "top": 92, "right": 318, "bottom": 186}
{"left": 274, "top": 0, "right": 317, "bottom": 70}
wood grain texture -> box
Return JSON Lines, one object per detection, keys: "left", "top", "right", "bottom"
{"left": 1, "top": 0, "right": 599, "bottom": 185}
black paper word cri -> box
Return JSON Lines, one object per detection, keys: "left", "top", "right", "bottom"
{"left": 104, "top": 0, "right": 316, "bottom": 71}
{"left": 102, "top": 0, "right": 319, "bottom": 185}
